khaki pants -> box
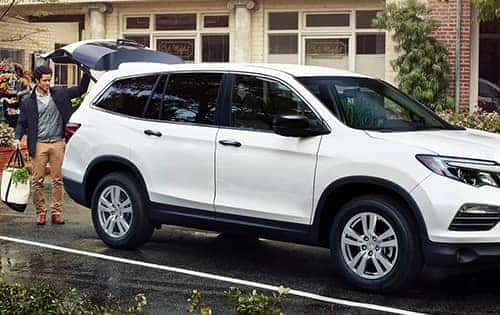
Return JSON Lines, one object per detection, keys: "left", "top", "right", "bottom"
{"left": 32, "top": 141, "right": 65, "bottom": 215}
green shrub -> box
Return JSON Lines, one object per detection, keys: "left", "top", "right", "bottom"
{"left": 0, "top": 278, "right": 147, "bottom": 315}
{"left": 438, "top": 110, "right": 500, "bottom": 133}
{"left": 373, "top": 0, "right": 453, "bottom": 111}
{"left": 188, "top": 286, "right": 289, "bottom": 315}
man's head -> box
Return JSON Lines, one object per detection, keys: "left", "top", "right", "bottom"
{"left": 33, "top": 65, "right": 52, "bottom": 93}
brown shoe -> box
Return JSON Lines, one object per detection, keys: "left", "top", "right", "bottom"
{"left": 36, "top": 214, "right": 46, "bottom": 225}
{"left": 51, "top": 214, "right": 65, "bottom": 225}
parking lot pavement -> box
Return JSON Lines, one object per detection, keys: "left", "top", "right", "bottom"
{"left": 1, "top": 188, "right": 500, "bottom": 314}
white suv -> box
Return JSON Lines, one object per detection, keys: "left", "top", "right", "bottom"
{"left": 62, "top": 63, "right": 500, "bottom": 291}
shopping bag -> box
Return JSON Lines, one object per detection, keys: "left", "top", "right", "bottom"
{"left": 1, "top": 147, "right": 30, "bottom": 212}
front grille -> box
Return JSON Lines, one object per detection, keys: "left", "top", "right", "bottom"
{"left": 449, "top": 212, "right": 500, "bottom": 231}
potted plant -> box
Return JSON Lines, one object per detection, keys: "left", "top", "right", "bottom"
{"left": 0, "top": 122, "right": 27, "bottom": 173}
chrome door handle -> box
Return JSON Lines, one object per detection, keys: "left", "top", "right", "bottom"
{"left": 144, "top": 129, "right": 162, "bottom": 137}
{"left": 218, "top": 140, "right": 242, "bottom": 147}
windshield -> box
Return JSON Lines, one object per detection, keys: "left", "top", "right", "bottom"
{"left": 298, "top": 76, "right": 455, "bottom": 131}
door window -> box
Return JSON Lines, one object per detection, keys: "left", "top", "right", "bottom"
{"left": 96, "top": 75, "right": 158, "bottom": 118}
{"left": 230, "top": 75, "right": 318, "bottom": 131}
{"left": 160, "top": 73, "right": 222, "bottom": 125}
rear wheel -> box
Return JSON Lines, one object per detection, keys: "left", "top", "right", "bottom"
{"left": 91, "top": 172, "right": 154, "bottom": 249}
{"left": 330, "top": 195, "right": 422, "bottom": 292}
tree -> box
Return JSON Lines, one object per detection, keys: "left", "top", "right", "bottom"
{"left": 373, "top": 0, "right": 453, "bottom": 111}
{"left": 0, "top": 0, "right": 55, "bottom": 43}
{"left": 472, "top": 0, "right": 500, "bottom": 21}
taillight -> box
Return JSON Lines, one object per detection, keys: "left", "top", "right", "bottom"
{"left": 65, "top": 123, "right": 81, "bottom": 142}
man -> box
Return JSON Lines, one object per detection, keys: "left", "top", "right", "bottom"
{"left": 15, "top": 65, "right": 90, "bottom": 225}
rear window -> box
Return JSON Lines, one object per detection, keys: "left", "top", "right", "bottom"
{"left": 95, "top": 75, "right": 159, "bottom": 118}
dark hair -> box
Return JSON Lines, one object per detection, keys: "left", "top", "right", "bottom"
{"left": 33, "top": 65, "right": 52, "bottom": 82}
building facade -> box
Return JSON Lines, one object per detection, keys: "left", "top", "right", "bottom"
{"left": 1, "top": 0, "right": 498, "bottom": 112}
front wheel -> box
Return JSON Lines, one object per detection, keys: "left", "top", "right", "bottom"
{"left": 91, "top": 172, "right": 154, "bottom": 249}
{"left": 330, "top": 195, "right": 422, "bottom": 292}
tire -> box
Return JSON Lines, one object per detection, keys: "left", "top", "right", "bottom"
{"left": 330, "top": 195, "right": 423, "bottom": 292}
{"left": 91, "top": 172, "right": 154, "bottom": 249}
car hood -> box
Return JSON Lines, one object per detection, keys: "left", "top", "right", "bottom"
{"left": 366, "top": 129, "right": 500, "bottom": 162}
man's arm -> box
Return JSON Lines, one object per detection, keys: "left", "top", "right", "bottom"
{"left": 15, "top": 100, "right": 27, "bottom": 141}
{"left": 66, "top": 68, "right": 91, "bottom": 99}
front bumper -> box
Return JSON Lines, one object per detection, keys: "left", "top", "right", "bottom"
{"left": 412, "top": 173, "right": 500, "bottom": 244}
{"left": 424, "top": 240, "right": 500, "bottom": 265}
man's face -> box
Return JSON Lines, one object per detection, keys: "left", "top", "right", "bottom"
{"left": 37, "top": 74, "right": 52, "bottom": 92}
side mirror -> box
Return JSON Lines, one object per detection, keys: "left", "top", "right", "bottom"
{"left": 272, "top": 115, "right": 329, "bottom": 137}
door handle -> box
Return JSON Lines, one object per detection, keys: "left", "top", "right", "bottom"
{"left": 218, "top": 140, "right": 242, "bottom": 147}
{"left": 144, "top": 129, "right": 162, "bottom": 137}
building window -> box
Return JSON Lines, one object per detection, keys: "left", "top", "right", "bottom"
{"left": 126, "top": 16, "right": 150, "bottom": 29}
{"left": 202, "top": 35, "right": 229, "bottom": 62}
{"left": 268, "top": 35, "right": 298, "bottom": 63}
{"left": 305, "top": 38, "right": 349, "bottom": 69}
{"left": 0, "top": 49, "right": 23, "bottom": 64}
{"left": 305, "top": 13, "right": 350, "bottom": 28}
{"left": 123, "top": 35, "right": 150, "bottom": 47}
{"left": 269, "top": 12, "right": 298, "bottom": 30}
{"left": 123, "top": 13, "right": 230, "bottom": 63}
{"left": 156, "top": 38, "right": 195, "bottom": 63}
{"left": 155, "top": 14, "right": 197, "bottom": 31}
{"left": 356, "top": 11, "right": 380, "bottom": 29}
{"left": 355, "top": 34, "right": 385, "bottom": 78}
{"left": 204, "top": 15, "right": 229, "bottom": 28}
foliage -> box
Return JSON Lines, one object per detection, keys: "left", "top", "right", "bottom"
{"left": 0, "top": 122, "right": 14, "bottom": 147}
{"left": 8, "top": 166, "right": 29, "bottom": 186}
{"left": 438, "top": 110, "right": 500, "bottom": 133}
{"left": 0, "top": 278, "right": 147, "bottom": 315}
{"left": 188, "top": 286, "right": 289, "bottom": 315}
{"left": 373, "top": 0, "right": 453, "bottom": 111}
{"left": 71, "top": 93, "right": 87, "bottom": 109}
{"left": 188, "top": 290, "right": 213, "bottom": 315}
{"left": 472, "top": 0, "right": 500, "bottom": 21}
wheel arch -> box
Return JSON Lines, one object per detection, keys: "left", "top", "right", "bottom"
{"left": 82, "top": 156, "right": 149, "bottom": 207}
{"left": 312, "top": 176, "right": 428, "bottom": 247}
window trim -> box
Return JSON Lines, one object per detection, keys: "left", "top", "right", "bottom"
{"left": 124, "top": 15, "right": 151, "bottom": 31}
{"left": 223, "top": 72, "right": 328, "bottom": 133}
{"left": 90, "top": 70, "right": 331, "bottom": 133}
{"left": 303, "top": 11, "right": 351, "bottom": 30}
{"left": 264, "top": 8, "right": 385, "bottom": 74}
{"left": 120, "top": 11, "right": 231, "bottom": 63}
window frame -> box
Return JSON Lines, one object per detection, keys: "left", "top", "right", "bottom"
{"left": 121, "top": 12, "right": 231, "bottom": 63}
{"left": 222, "top": 72, "right": 327, "bottom": 133}
{"left": 264, "top": 8, "right": 385, "bottom": 75}
{"left": 92, "top": 74, "right": 161, "bottom": 119}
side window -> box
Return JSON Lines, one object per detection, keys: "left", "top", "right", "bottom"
{"left": 143, "top": 75, "right": 168, "bottom": 120}
{"left": 96, "top": 75, "right": 158, "bottom": 118}
{"left": 231, "top": 75, "right": 318, "bottom": 131}
{"left": 160, "top": 73, "right": 222, "bottom": 125}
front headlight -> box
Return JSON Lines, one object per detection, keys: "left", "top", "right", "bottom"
{"left": 416, "top": 155, "right": 500, "bottom": 188}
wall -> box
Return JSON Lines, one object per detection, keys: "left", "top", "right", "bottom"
{"left": 0, "top": 17, "right": 55, "bottom": 70}
{"left": 429, "top": 0, "right": 472, "bottom": 110}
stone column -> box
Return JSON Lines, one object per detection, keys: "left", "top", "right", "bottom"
{"left": 88, "top": 3, "right": 112, "bottom": 40}
{"left": 227, "top": 0, "right": 256, "bottom": 63}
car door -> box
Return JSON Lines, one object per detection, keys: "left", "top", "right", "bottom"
{"left": 128, "top": 72, "right": 223, "bottom": 211}
{"left": 214, "top": 73, "right": 324, "bottom": 224}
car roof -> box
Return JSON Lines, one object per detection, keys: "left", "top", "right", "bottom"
{"left": 113, "top": 62, "right": 370, "bottom": 79}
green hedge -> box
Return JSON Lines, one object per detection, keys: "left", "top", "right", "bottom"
{"left": 438, "top": 110, "right": 500, "bottom": 133}
{"left": 0, "top": 278, "right": 147, "bottom": 315}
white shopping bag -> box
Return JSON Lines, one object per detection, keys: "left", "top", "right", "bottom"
{"left": 0, "top": 148, "right": 30, "bottom": 212}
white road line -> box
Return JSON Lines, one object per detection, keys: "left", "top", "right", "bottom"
{"left": 0, "top": 235, "right": 426, "bottom": 315}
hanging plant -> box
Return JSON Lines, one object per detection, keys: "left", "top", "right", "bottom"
{"left": 373, "top": 0, "right": 453, "bottom": 111}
